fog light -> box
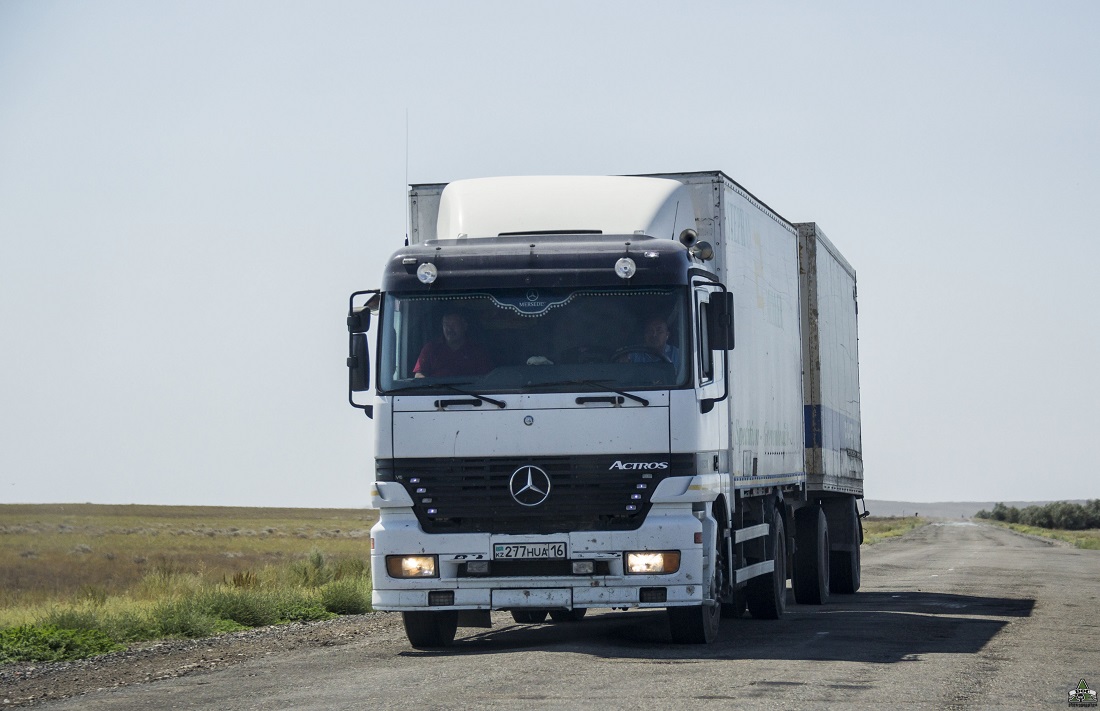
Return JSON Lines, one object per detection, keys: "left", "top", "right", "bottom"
{"left": 572, "top": 560, "right": 595, "bottom": 575}
{"left": 640, "top": 587, "right": 667, "bottom": 603}
{"left": 467, "top": 560, "right": 490, "bottom": 575}
{"left": 625, "top": 551, "right": 681, "bottom": 574}
{"left": 386, "top": 555, "right": 438, "bottom": 578}
{"left": 428, "top": 590, "right": 454, "bottom": 606}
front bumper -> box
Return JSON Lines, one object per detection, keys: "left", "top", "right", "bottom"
{"left": 370, "top": 505, "right": 709, "bottom": 611}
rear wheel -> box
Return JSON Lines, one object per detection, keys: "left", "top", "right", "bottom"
{"left": 831, "top": 545, "right": 861, "bottom": 594}
{"left": 830, "top": 498, "right": 862, "bottom": 593}
{"left": 793, "top": 505, "right": 830, "bottom": 605}
{"left": 510, "top": 609, "right": 548, "bottom": 624}
{"left": 549, "top": 608, "right": 587, "bottom": 622}
{"left": 402, "top": 611, "right": 458, "bottom": 649}
{"left": 747, "top": 513, "right": 787, "bottom": 620}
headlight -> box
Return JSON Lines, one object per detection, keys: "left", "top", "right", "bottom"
{"left": 386, "top": 555, "right": 438, "bottom": 578}
{"left": 624, "top": 551, "right": 681, "bottom": 574}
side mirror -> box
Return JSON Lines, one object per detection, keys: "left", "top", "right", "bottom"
{"left": 348, "top": 333, "right": 370, "bottom": 392}
{"left": 706, "top": 291, "right": 734, "bottom": 350}
{"left": 347, "top": 290, "right": 380, "bottom": 416}
{"left": 347, "top": 306, "right": 371, "bottom": 334}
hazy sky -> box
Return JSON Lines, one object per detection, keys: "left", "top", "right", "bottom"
{"left": 2, "top": 1, "right": 1097, "bottom": 507}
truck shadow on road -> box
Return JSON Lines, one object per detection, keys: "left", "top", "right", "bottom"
{"left": 401, "top": 590, "right": 1034, "bottom": 663}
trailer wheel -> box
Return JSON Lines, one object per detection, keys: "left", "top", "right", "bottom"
{"left": 746, "top": 513, "right": 787, "bottom": 620}
{"left": 830, "top": 498, "right": 862, "bottom": 594}
{"left": 792, "top": 506, "right": 830, "bottom": 605}
{"left": 549, "top": 608, "right": 587, "bottom": 622}
{"left": 510, "top": 609, "right": 548, "bottom": 624}
{"left": 402, "top": 611, "right": 458, "bottom": 649}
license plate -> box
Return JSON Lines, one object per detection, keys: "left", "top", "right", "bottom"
{"left": 493, "top": 542, "right": 567, "bottom": 560}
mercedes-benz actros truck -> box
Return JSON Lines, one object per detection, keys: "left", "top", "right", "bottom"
{"left": 347, "top": 171, "right": 864, "bottom": 648}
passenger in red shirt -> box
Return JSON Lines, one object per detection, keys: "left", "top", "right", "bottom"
{"left": 413, "top": 313, "right": 493, "bottom": 378}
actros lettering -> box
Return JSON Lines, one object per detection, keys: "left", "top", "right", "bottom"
{"left": 608, "top": 461, "right": 669, "bottom": 471}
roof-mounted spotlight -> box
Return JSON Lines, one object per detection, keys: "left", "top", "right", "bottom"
{"left": 614, "top": 257, "right": 637, "bottom": 279}
{"left": 416, "top": 262, "right": 438, "bottom": 284}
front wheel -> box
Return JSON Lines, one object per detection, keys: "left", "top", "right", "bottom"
{"left": 510, "top": 609, "right": 548, "bottom": 624}
{"left": 668, "top": 512, "right": 726, "bottom": 643}
{"left": 549, "top": 608, "right": 587, "bottom": 622}
{"left": 668, "top": 598, "right": 720, "bottom": 644}
{"left": 402, "top": 611, "right": 458, "bottom": 649}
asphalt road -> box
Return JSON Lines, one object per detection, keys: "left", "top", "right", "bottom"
{"left": 37, "top": 522, "right": 1100, "bottom": 710}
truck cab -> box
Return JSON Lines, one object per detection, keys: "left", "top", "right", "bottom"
{"left": 348, "top": 174, "right": 862, "bottom": 647}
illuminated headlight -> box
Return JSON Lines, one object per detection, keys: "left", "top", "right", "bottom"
{"left": 386, "top": 555, "right": 438, "bottom": 578}
{"left": 625, "top": 551, "right": 681, "bottom": 574}
{"left": 614, "top": 257, "right": 637, "bottom": 279}
{"left": 416, "top": 262, "right": 438, "bottom": 284}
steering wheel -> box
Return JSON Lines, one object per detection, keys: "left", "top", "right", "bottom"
{"left": 558, "top": 345, "right": 610, "bottom": 364}
{"left": 611, "top": 345, "right": 673, "bottom": 364}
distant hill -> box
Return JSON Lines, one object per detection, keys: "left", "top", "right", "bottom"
{"left": 865, "top": 500, "right": 1089, "bottom": 520}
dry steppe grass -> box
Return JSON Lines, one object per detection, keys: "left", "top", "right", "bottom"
{"left": 1, "top": 504, "right": 379, "bottom": 616}
{"left": 861, "top": 516, "right": 928, "bottom": 544}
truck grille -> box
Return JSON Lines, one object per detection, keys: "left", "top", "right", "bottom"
{"left": 376, "top": 454, "right": 692, "bottom": 534}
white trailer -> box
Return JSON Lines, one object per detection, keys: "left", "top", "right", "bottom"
{"left": 348, "top": 170, "right": 864, "bottom": 647}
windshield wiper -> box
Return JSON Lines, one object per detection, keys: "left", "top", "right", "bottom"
{"left": 383, "top": 381, "right": 505, "bottom": 408}
{"left": 439, "top": 384, "right": 505, "bottom": 408}
{"left": 382, "top": 381, "right": 470, "bottom": 395}
{"left": 524, "top": 379, "right": 649, "bottom": 407}
{"left": 574, "top": 380, "right": 649, "bottom": 406}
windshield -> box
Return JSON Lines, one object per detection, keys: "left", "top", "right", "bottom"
{"left": 378, "top": 286, "right": 690, "bottom": 393}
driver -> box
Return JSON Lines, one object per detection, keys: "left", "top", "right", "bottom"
{"left": 619, "top": 316, "right": 681, "bottom": 369}
{"left": 413, "top": 312, "right": 493, "bottom": 378}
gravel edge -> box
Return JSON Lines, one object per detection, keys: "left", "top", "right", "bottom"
{"left": 0, "top": 612, "right": 396, "bottom": 707}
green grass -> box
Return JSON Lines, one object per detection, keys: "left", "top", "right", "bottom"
{"left": 0, "top": 625, "right": 122, "bottom": 663}
{"left": 862, "top": 516, "right": 928, "bottom": 544}
{"left": 981, "top": 520, "right": 1100, "bottom": 549}
{"left": 0, "top": 504, "right": 378, "bottom": 663}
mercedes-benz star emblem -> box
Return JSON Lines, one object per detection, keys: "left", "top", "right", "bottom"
{"left": 509, "top": 465, "right": 551, "bottom": 507}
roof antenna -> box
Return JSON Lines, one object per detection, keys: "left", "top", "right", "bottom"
{"left": 404, "top": 108, "right": 410, "bottom": 246}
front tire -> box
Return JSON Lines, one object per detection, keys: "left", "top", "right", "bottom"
{"left": 510, "top": 609, "right": 548, "bottom": 624}
{"left": 668, "top": 597, "right": 720, "bottom": 644}
{"left": 669, "top": 511, "right": 727, "bottom": 643}
{"left": 402, "top": 611, "right": 458, "bottom": 649}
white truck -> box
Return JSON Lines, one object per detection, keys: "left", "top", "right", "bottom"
{"left": 347, "top": 171, "right": 864, "bottom": 647}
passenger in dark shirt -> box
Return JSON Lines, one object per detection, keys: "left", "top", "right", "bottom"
{"left": 413, "top": 313, "right": 493, "bottom": 378}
